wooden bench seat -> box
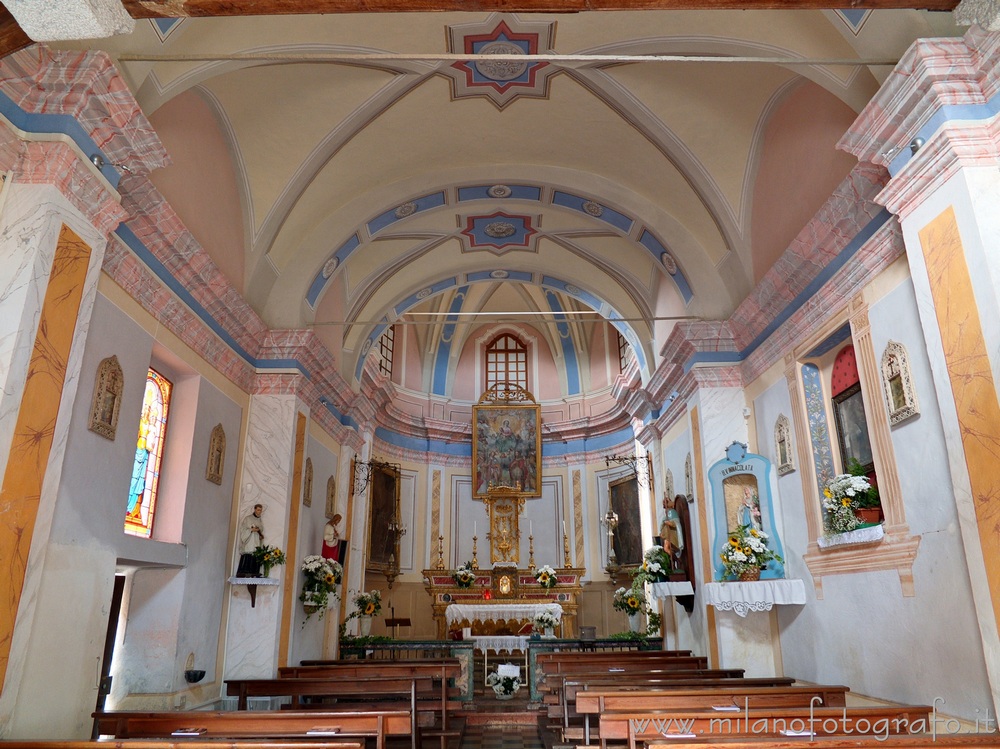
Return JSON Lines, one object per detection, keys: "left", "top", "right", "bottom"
{"left": 600, "top": 704, "right": 933, "bottom": 749}
{"left": 565, "top": 685, "right": 848, "bottom": 744}
{"left": 643, "top": 735, "right": 1000, "bottom": 749}
{"left": 93, "top": 709, "right": 411, "bottom": 749}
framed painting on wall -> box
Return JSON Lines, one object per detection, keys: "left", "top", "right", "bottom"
{"left": 366, "top": 461, "right": 401, "bottom": 573}
{"left": 833, "top": 382, "right": 874, "bottom": 473}
{"left": 609, "top": 474, "right": 643, "bottom": 567}
{"left": 472, "top": 385, "right": 541, "bottom": 499}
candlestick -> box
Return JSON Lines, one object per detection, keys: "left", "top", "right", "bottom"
{"left": 471, "top": 535, "right": 479, "bottom": 569}
{"left": 434, "top": 534, "right": 445, "bottom": 570}
{"left": 528, "top": 534, "right": 536, "bottom": 573}
{"left": 563, "top": 528, "right": 572, "bottom": 568}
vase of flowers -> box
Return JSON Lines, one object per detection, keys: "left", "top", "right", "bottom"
{"left": 535, "top": 564, "right": 558, "bottom": 589}
{"left": 635, "top": 546, "right": 673, "bottom": 584}
{"left": 719, "top": 524, "right": 782, "bottom": 581}
{"left": 485, "top": 668, "right": 521, "bottom": 699}
{"left": 533, "top": 610, "right": 559, "bottom": 637}
{"left": 612, "top": 585, "right": 647, "bottom": 624}
{"left": 452, "top": 563, "right": 476, "bottom": 589}
{"left": 253, "top": 545, "right": 286, "bottom": 577}
{"left": 823, "top": 466, "right": 876, "bottom": 534}
{"left": 299, "top": 555, "right": 341, "bottom": 620}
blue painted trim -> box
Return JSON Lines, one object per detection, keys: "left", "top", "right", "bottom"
{"left": 431, "top": 288, "right": 467, "bottom": 396}
{"left": 306, "top": 234, "right": 361, "bottom": 308}
{"left": 738, "top": 209, "right": 891, "bottom": 359}
{"left": 682, "top": 350, "right": 743, "bottom": 373}
{"left": 366, "top": 192, "right": 446, "bottom": 236}
{"left": 114, "top": 225, "right": 313, "bottom": 379}
{"left": 457, "top": 185, "right": 542, "bottom": 202}
{"left": 889, "top": 96, "right": 1000, "bottom": 176}
{"left": 805, "top": 323, "right": 852, "bottom": 359}
{"left": 0, "top": 90, "right": 121, "bottom": 188}
{"left": 542, "top": 426, "right": 636, "bottom": 456}
{"left": 375, "top": 426, "right": 472, "bottom": 457}
{"left": 466, "top": 270, "right": 533, "bottom": 283}
{"left": 544, "top": 290, "right": 581, "bottom": 395}
{"left": 552, "top": 191, "right": 634, "bottom": 233}
{"left": 153, "top": 18, "right": 182, "bottom": 35}
{"left": 638, "top": 230, "right": 694, "bottom": 303}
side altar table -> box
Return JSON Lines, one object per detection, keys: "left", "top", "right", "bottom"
{"left": 703, "top": 579, "right": 806, "bottom": 617}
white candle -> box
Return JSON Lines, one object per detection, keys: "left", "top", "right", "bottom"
{"left": 563, "top": 520, "right": 567, "bottom": 535}
{"left": 530, "top": 521, "right": 533, "bottom": 535}
{"left": 474, "top": 521, "right": 477, "bottom": 537}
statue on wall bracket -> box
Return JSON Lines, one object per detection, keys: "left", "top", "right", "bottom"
{"left": 707, "top": 441, "right": 787, "bottom": 582}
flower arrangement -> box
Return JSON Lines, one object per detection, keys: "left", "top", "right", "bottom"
{"left": 612, "top": 585, "right": 647, "bottom": 616}
{"left": 719, "top": 524, "right": 782, "bottom": 580}
{"left": 823, "top": 460, "right": 878, "bottom": 534}
{"left": 353, "top": 589, "right": 383, "bottom": 617}
{"left": 535, "top": 564, "right": 558, "bottom": 589}
{"left": 299, "top": 555, "right": 342, "bottom": 620}
{"left": 634, "top": 546, "right": 673, "bottom": 584}
{"left": 252, "top": 545, "right": 286, "bottom": 576}
{"left": 533, "top": 610, "right": 559, "bottom": 631}
{"left": 452, "top": 563, "right": 476, "bottom": 588}
{"left": 485, "top": 669, "right": 521, "bottom": 698}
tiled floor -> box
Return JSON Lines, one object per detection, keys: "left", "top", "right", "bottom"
{"left": 459, "top": 724, "right": 545, "bottom": 749}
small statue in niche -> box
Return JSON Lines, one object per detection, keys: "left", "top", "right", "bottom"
{"left": 740, "top": 485, "right": 762, "bottom": 531}
{"left": 322, "top": 513, "right": 343, "bottom": 561}
{"left": 659, "top": 494, "right": 686, "bottom": 571}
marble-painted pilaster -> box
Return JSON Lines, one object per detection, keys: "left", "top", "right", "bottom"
{"left": 224, "top": 394, "right": 300, "bottom": 680}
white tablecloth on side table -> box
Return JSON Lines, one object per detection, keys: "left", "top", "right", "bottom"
{"left": 649, "top": 581, "right": 694, "bottom": 599}
{"left": 703, "top": 579, "right": 806, "bottom": 617}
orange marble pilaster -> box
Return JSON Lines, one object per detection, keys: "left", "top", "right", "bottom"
{"left": 919, "top": 207, "right": 1000, "bottom": 636}
{"left": 0, "top": 225, "right": 91, "bottom": 691}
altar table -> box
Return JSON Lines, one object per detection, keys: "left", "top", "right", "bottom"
{"left": 703, "top": 579, "right": 806, "bottom": 617}
{"left": 444, "top": 602, "right": 562, "bottom": 625}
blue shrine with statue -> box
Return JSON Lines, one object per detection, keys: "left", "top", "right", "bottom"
{"left": 708, "top": 441, "right": 786, "bottom": 581}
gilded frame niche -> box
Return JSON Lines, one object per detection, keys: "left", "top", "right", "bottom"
{"left": 326, "top": 476, "right": 337, "bottom": 519}
{"left": 774, "top": 414, "right": 795, "bottom": 476}
{"left": 206, "top": 423, "right": 226, "bottom": 485}
{"left": 881, "top": 340, "right": 919, "bottom": 425}
{"left": 88, "top": 355, "right": 124, "bottom": 441}
{"left": 303, "top": 457, "right": 313, "bottom": 506}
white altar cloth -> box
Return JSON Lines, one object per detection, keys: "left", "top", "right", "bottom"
{"left": 649, "top": 581, "right": 694, "bottom": 599}
{"left": 471, "top": 635, "right": 530, "bottom": 653}
{"left": 703, "top": 579, "right": 806, "bottom": 617}
{"left": 445, "top": 602, "right": 562, "bottom": 625}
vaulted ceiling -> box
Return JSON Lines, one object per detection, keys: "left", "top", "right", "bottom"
{"left": 41, "top": 5, "right": 964, "bottom": 401}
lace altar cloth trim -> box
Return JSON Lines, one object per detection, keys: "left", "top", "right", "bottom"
{"left": 471, "top": 635, "right": 530, "bottom": 653}
{"left": 703, "top": 579, "right": 807, "bottom": 617}
{"left": 445, "top": 602, "right": 562, "bottom": 624}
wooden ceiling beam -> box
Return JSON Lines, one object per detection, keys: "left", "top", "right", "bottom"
{"left": 0, "top": 8, "right": 32, "bottom": 60}
{"left": 122, "top": 0, "right": 960, "bottom": 16}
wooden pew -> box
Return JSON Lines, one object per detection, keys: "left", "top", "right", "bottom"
{"left": 539, "top": 657, "right": 711, "bottom": 680}
{"left": 93, "top": 709, "right": 411, "bottom": 749}
{"left": 570, "top": 685, "right": 848, "bottom": 744}
{"left": 644, "top": 736, "right": 1000, "bottom": 749}
{"left": 276, "top": 661, "right": 464, "bottom": 749}
{"left": 540, "top": 668, "right": 748, "bottom": 720}
{"left": 538, "top": 653, "right": 708, "bottom": 675}
{"left": 600, "top": 704, "right": 933, "bottom": 749}
{"left": 2, "top": 742, "right": 365, "bottom": 749}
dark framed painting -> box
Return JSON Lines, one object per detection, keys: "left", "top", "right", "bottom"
{"left": 609, "top": 474, "right": 642, "bottom": 567}
{"left": 832, "top": 382, "right": 874, "bottom": 473}
{"left": 366, "top": 461, "right": 401, "bottom": 573}
{"left": 472, "top": 403, "right": 541, "bottom": 499}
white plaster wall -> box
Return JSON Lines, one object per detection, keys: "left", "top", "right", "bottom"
{"left": 660, "top": 425, "right": 708, "bottom": 659}
{"left": 7, "top": 293, "right": 243, "bottom": 733}
{"left": 768, "top": 276, "right": 992, "bottom": 720}
{"left": 291, "top": 434, "right": 340, "bottom": 665}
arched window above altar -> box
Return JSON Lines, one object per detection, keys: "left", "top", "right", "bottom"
{"left": 485, "top": 333, "right": 528, "bottom": 392}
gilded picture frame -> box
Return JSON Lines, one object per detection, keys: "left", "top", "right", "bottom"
{"left": 609, "top": 473, "right": 643, "bottom": 567}
{"left": 205, "top": 423, "right": 225, "bottom": 485}
{"left": 472, "top": 389, "right": 541, "bottom": 500}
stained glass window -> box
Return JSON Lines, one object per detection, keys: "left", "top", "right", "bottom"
{"left": 124, "top": 368, "right": 172, "bottom": 538}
